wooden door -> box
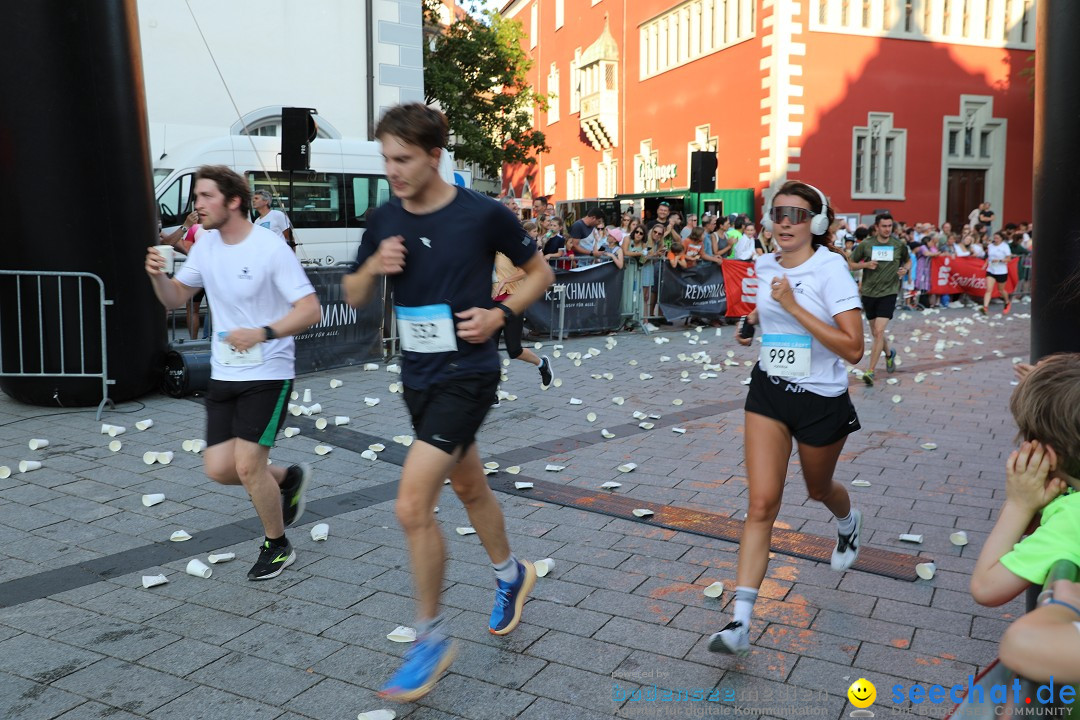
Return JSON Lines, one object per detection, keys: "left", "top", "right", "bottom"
{"left": 946, "top": 169, "right": 985, "bottom": 230}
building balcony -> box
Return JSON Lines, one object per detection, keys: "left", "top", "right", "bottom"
{"left": 580, "top": 90, "right": 618, "bottom": 150}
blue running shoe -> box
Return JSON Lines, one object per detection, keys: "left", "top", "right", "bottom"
{"left": 489, "top": 560, "right": 536, "bottom": 635}
{"left": 378, "top": 635, "right": 457, "bottom": 703}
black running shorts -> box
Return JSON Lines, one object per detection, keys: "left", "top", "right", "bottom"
{"left": 744, "top": 364, "right": 860, "bottom": 447}
{"left": 986, "top": 272, "right": 1007, "bottom": 284}
{"left": 403, "top": 373, "right": 500, "bottom": 454}
{"left": 206, "top": 379, "right": 292, "bottom": 448}
{"left": 861, "top": 294, "right": 897, "bottom": 320}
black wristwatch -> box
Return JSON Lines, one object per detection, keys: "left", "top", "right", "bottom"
{"left": 494, "top": 302, "right": 515, "bottom": 322}
{"left": 262, "top": 325, "right": 276, "bottom": 341}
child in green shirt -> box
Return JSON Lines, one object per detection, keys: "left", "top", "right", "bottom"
{"left": 970, "top": 354, "right": 1080, "bottom": 607}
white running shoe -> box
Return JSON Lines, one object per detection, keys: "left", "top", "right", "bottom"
{"left": 708, "top": 620, "right": 750, "bottom": 656}
{"left": 831, "top": 508, "right": 862, "bottom": 571}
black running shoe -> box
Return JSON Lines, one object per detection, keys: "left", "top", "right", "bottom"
{"left": 281, "top": 464, "right": 312, "bottom": 527}
{"left": 538, "top": 356, "right": 553, "bottom": 387}
{"left": 248, "top": 539, "right": 295, "bottom": 581}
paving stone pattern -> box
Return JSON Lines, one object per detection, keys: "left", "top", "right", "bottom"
{"left": 0, "top": 303, "right": 1035, "bottom": 719}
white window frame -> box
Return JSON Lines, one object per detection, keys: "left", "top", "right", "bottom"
{"left": 543, "top": 165, "right": 556, "bottom": 196}
{"left": 530, "top": 2, "right": 538, "bottom": 49}
{"left": 555, "top": 0, "right": 564, "bottom": 29}
{"left": 938, "top": 94, "right": 1007, "bottom": 224}
{"left": 810, "top": 0, "right": 1036, "bottom": 50}
{"left": 639, "top": 0, "right": 756, "bottom": 80}
{"left": 566, "top": 157, "right": 584, "bottom": 201}
{"left": 597, "top": 150, "right": 618, "bottom": 198}
{"left": 546, "top": 63, "right": 560, "bottom": 124}
{"left": 569, "top": 48, "right": 582, "bottom": 114}
{"left": 851, "top": 112, "right": 907, "bottom": 201}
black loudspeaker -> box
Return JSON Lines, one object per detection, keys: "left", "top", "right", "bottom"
{"left": 689, "top": 151, "right": 717, "bottom": 193}
{"left": 162, "top": 350, "right": 211, "bottom": 398}
{"left": 282, "top": 107, "right": 318, "bottom": 171}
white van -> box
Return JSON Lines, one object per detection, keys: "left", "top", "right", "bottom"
{"left": 154, "top": 135, "right": 390, "bottom": 266}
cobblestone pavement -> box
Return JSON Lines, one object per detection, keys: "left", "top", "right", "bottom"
{"left": 0, "top": 299, "right": 1034, "bottom": 720}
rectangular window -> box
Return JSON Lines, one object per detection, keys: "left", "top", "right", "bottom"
{"left": 158, "top": 173, "right": 195, "bottom": 227}
{"left": 964, "top": 126, "right": 973, "bottom": 156}
{"left": 854, "top": 136, "right": 865, "bottom": 191}
{"left": 639, "top": 0, "right": 755, "bottom": 80}
{"left": 862, "top": 0, "right": 872, "bottom": 27}
{"left": 820, "top": 0, "right": 829, "bottom": 24}
{"left": 1021, "top": 0, "right": 1032, "bottom": 43}
{"left": 884, "top": 137, "right": 895, "bottom": 194}
{"left": 530, "top": 3, "right": 538, "bottom": 49}
{"left": 948, "top": 130, "right": 959, "bottom": 156}
{"left": 852, "top": 112, "right": 906, "bottom": 200}
{"left": 980, "top": 129, "right": 992, "bottom": 158}
{"left": 547, "top": 65, "right": 560, "bottom": 124}
{"left": 555, "top": 0, "right": 564, "bottom": 29}
{"left": 347, "top": 175, "right": 392, "bottom": 226}
{"left": 904, "top": 0, "right": 913, "bottom": 32}
{"left": 869, "top": 134, "right": 880, "bottom": 193}
{"left": 251, "top": 172, "right": 344, "bottom": 229}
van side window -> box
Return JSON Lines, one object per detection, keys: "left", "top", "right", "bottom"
{"left": 347, "top": 175, "right": 391, "bottom": 227}
{"left": 158, "top": 173, "right": 194, "bottom": 227}
{"left": 248, "top": 172, "right": 344, "bottom": 229}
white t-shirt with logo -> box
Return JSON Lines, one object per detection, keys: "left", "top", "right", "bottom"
{"left": 987, "top": 241, "right": 1012, "bottom": 275}
{"left": 254, "top": 209, "right": 292, "bottom": 240}
{"left": 754, "top": 247, "right": 862, "bottom": 397}
{"left": 175, "top": 224, "right": 315, "bottom": 381}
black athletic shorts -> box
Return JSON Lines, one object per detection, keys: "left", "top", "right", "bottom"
{"left": 744, "top": 364, "right": 861, "bottom": 447}
{"left": 861, "top": 294, "right": 897, "bottom": 320}
{"left": 403, "top": 373, "right": 499, "bottom": 455}
{"left": 986, "top": 272, "right": 1008, "bottom": 284}
{"left": 206, "top": 379, "right": 292, "bottom": 448}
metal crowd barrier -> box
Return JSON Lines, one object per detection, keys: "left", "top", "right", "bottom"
{"left": 0, "top": 270, "right": 115, "bottom": 419}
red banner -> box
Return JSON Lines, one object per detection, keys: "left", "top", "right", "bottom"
{"left": 929, "top": 256, "right": 1018, "bottom": 298}
{"left": 722, "top": 260, "right": 758, "bottom": 317}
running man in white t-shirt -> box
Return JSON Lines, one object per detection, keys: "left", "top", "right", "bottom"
{"left": 982, "top": 231, "right": 1013, "bottom": 315}
{"left": 252, "top": 189, "right": 295, "bottom": 248}
{"left": 709, "top": 180, "right": 866, "bottom": 657}
{"left": 145, "top": 165, "right": 322, "bottom": 581}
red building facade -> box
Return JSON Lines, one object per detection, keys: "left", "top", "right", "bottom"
{"left": 500, "top": 0, "right": 1036, "bottom": 228}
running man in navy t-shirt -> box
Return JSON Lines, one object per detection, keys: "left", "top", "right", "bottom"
{"left": 343, "top": 104, "right": 555, "bottom": 703}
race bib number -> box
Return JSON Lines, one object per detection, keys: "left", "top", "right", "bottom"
{"left": 397, "top": 304, "right": 457, "bottom": 353}
{"left": 760, "top": 333, "right": 812, "bottom": 377}
{"left": 213, "top": 332, "right": 264, "bottom": 366}
{"left": 871, "top": 246, "right": 895, "bottom": 262}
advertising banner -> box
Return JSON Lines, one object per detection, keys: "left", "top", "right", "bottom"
{"left": 720, "top": 260, "right": 758, "bottom": 317}
{"left": 658, "top": 262, "right": 728, "bottom": 322}
{"left": 294, "top": 266, "right": 383, "bottom": 373}
{"left": 930, "top": 256, "right": 1018, "bottom": 298}
{"left": 525, "top": 261, "right": 624, "bottom": 334}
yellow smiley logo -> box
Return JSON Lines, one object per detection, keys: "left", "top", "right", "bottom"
{"left": 847, "top": 678, "right": 877, "bottom": 709}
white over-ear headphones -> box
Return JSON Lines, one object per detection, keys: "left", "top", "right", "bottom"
{"left": 761, "top": 182, "right": 831, "bottom": 236}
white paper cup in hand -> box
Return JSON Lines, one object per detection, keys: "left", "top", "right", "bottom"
{"left": 534, "top": 558, "right": 555, "bottom": 577}
{"left": 310, "top": 523, "right": 329, "bottom": 541}
{"left": 156, "top": 451, "right": 174, "bottom": 465}
{"left": 18, "top": 460, "right": 41, "bottom": 473}
{"left": 108, "top": 440, "right": 122, "bottom": 452}
{"left": 185, "top": 558, "right": 212, "bottom": 579}
{"left": 108, "top": 425, "right": 126, "bottom": 437}
{"left": 135, "top": 419, "right": 154, "bottom": 431}
{"left": 153, "top": 245, "right": 175, "bottom": 274}
{"left": 28, "top": 439, "right": 49, "bottom": 450}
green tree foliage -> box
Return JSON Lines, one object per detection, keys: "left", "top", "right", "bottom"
{"left": 423, "top": 0, "right": 549, "bottom": 177}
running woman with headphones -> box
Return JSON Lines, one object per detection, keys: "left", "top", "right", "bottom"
{"left": 709, "top": 181, "right": 866, "bottom": 656}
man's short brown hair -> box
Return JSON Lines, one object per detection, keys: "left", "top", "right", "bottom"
{"left": 375, "top": 103, "right": 449, "bottom": 152}
{"left": 195, "top": 165, "right": 251, "bottom": 215}
{"left": 1010, "top": 353, "right": 1080, "bottom": 478}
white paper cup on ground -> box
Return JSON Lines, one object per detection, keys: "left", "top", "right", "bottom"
{"left": 315, "top": 445, "right": 333, "bottom": 456}
{"left": 290, "top": 404, "right": 304, "bottom": 416}
{"left": 915, "top": 562, "right": 936, "bottom": 580}
{"left": 283, "top": 427, "right": 301, "bottom": 438}
{"left": 100, "top": 423, "right": 114, "bottom": 434}
{"left": 310, "top": 523, "right": 330, "bottom": 541}
{"left": 386, "top": 626, "right": 416, "bottom": 643}
{"left": 334, "top": 416, "right": 350, "bottom": 426}
{"left": 302, "top": 388, "right": 312, "bottom": 403}
{"left": 142, "top": 493, "right": 165, "bottom": 507}
{"left": 18, "top": 460, "right": 41, "bottom": 473}
{"left": 153, "top": 244, "right": 175, "bottom": 273}
{"left": 156, "top": 451, "right": 174, "bottom": 465}
{"left": 360, "top": 449, "right": 377, "bottom": 460}
{"left": 185, "top": 558, "right": 212, "bottom": 579}
{"left": 0, "top": 466, "right": 10, "bottom": 479}
{"left": 306, "top": 403, "right": 322, "bottom": 415}
{"left": 190, "top": 440, "right": 206, "bottom": 453}
{"left": 108, "top": 425, "right": 126, "bottom": 437}
{"left": 182, "top": 439, "right": 193, "bottom": 452}
{"left": 28, "top": 438, "right": 49, "bottom": 450}
{"left": 514, "top": 481, "right": 534, "bottom": 490}
{"left": 618, "top": 463, "right": 638, "bottom": 473}
{"left": 950, "top": 531, "right": 969, "bottom": 546}
{"left": 142, "top": 574, "right": 168, "bottom": 589}
{"left": 208, "top": 552, "right": 235, "bottom": 564}
{"left": 315, "top": 418, "right": 328, "bottom": 430}
{"left": 703, "top": 581, "right": 724, "bottom": 598}
{"left": 135, "top": 419, "right": 154, "bottom": 431}
{"left": 357, "top": 710, "right": 396, "bottom": 720}
{"left": 632, "top": 508, "right": 654, "bottom": 518}
{"left": 534, "top": 558, "right": 555, "bottom": 577}
{"left": 108, "top": 440, "right": 122, "bottom": 452}
{"left": 455, "top": 527, "right": 476, "bottom": 536}
{"left": 899, "top": 533, "right": 924, "bottom": 543}
{"left": 170, "top": 530, "right": 192, "bottom": 542}
{"left": 330, "top": 379, "right": 344, "bottom": 388}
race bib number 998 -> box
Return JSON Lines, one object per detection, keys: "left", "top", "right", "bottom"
{"left": 760, "top": 333, "right": 812, "bottom": 377}
{"left": 397, "top": 304, "right": 457, "bottom": 353}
